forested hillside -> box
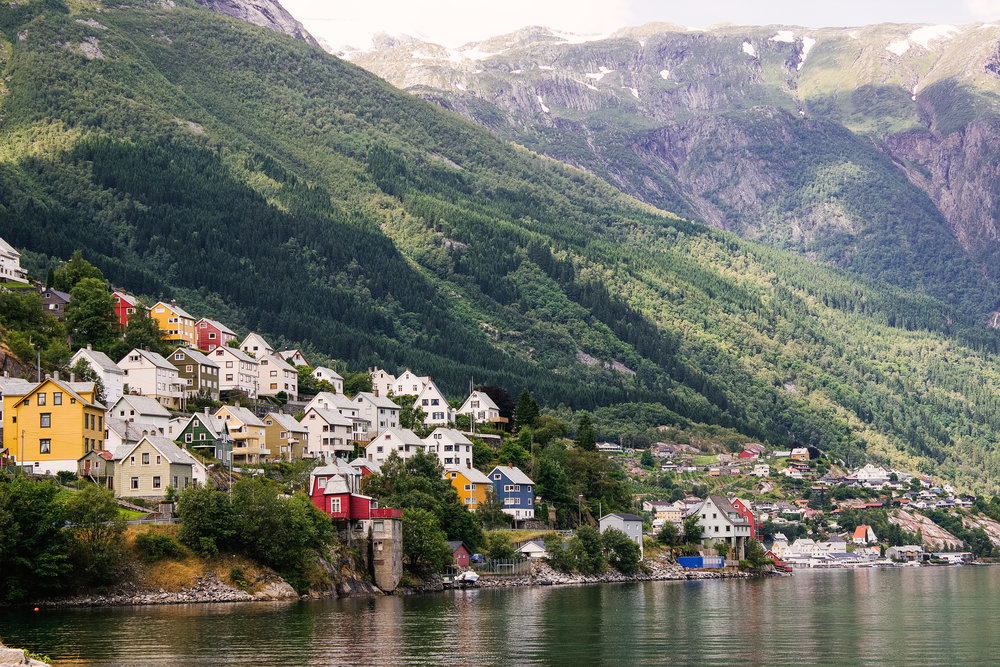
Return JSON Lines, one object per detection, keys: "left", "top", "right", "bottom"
{"left": 4, "top": 1, "right": 1000, "bottom": 490}
{"left": 347, "top": 23, "right": 1000, "bottom": 320}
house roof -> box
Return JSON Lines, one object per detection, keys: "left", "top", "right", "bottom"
{"left": 464, "top": 390, "right": 499, "bottom": 411}
{"left": 517, "top": 540, "right": 547, "bottom": 552}
{"left": 707, "top": 495, "right": 751, "bottom": 525}
{"left": 377, "top": 427, "right": 425, "bottom": 447}
{"left": 212, "top": 346, "right": 256, "bottom": 364}
{"left": 173, "top": 347, "right": 219, "bottom": 368}
{"left": 113, "top": 394, "right": 172, "bottom": 417}
{"left": 152, "top": 301, "right": 195, "bottom": 320}
{"left": 120, "top": 348, "right": 175, "bottom": 371}
{"left": 350, "top": 457, "right": 380, "bottom": 473}
{"left": 113, "top": 290, "right": 138, "bottom": 306}
{"left": 853, "top": 525, "right": 873, "bottom": 539}
{"left": 265, "top": 412, "right": 307, "bottom": 433}
{"left": 107, "top": 417, "right": 157, "bottom": 442}
{"left": 446, "top": 466, "right": 491, "bottom": 485}
{"left": 322, "top": 474, "right": 351, "bottom": 495}
{"left": 425, "top": 428, "right": 473, "bottom": 446}
{"left": 180, "top": 412, "right": 228, "bottom": 439}
{"left": 120, "top": 436, "right": 197, "bottom": 466}
{"left": 73, "top": 346, "right": 125, "bottom": 375}
{"left": 217, "top": 405, "right": 266, "bottom": 427}
{"left": 279, "top": 349, "right": 307, "bottom": 362}
{"left": 0, "top": 377, "right": 35, "bottom": 394}
{"left": 312, "top": 366, "right": 344, "bottom": 380}
{"left": 488, "top": 465, "right": 533, "bottom": 485}
{"left": 44, "top": 288, "right": 71, "bottom": 302}
{"left": 305, "top": 406, "right": 354, "bottom": 427}
{"left": 603, "top": 513, "right": 643, "bottom": 523}
{"left": 197, "top": 318, "right": 236, "bottom": 336}
{"left": 447, "top": 540, "right": 468, "bottom": 553}
{"left": 306, "top": 392, "right": 356, "bottom": 412}
{"left": 5, "top": 377, "right": 103, "bottom": 409}
{"left": 354, "top": 392, "right": 399, "bottom": 410}
{"left": 240, "top": 332, "right": 273, "bottom": 350}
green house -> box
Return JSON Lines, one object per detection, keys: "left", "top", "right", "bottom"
{"left": 174, "top": 411, "right": 232, "bottom": 462}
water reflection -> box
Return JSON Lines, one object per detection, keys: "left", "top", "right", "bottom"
{"left": 3, "top": 568, "right": 1000, "bottom": 665}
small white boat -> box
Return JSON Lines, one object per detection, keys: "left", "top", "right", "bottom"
{"left": 455, "top": 570, "right": 480, "bottom": 585}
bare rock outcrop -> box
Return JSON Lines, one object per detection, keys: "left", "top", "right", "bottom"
{"left": 193, "top": 0, "right": 319, "bottom": 47}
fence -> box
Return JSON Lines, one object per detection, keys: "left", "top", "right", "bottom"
{"left": 471, "top": 558, "right": 532, "bottom": 576}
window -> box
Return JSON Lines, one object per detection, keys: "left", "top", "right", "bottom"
{"left": 173, "top": 476, "right": 179, "bottom": 488}
{"left": 494, "top": 474, "right": 501, "bottom": 480}
{"left": 330, "top": 497, "right": 341, "bottom": 513}
{"left": 37, "top": 393, "right": 46, "bottom": 406}
{"left": 39, "top": 439, "right": 51, "bottom": 454}
{"left": 226, "top": 361, "right": 233, "bottom": 368}
{"left": 152, "top": 476, "right": 161, "bottom": 489}
{"left": 209, "top": 332, "right": 216, "bottom": 339}
{"left": 156, "top": 455, "right": 161, "bottom": 465}
{"left": 185, "top": 433, "right": 193, "bottom": 443}
{"left": 464, "top": 484, "right": 471, "bottom": 490}
{"left": 185, "top": 364, "right": 193, "bottom": 372}
{"left": 142, "top": 453, "right": 150, "bottom": 465}
{"left": 40, "top": 413, "right": 51, "bottom": 428}
{"left": 130, "top": 456, "right": 135, "bottom": 466}
{"left": 174, "top": 353, "right": 185, "bottom": 361}
{"left": 226, "top": 374, "right": 233, "bottom": 382}
{"left": 131, "top": 477, "right": 140, "bottom": 489}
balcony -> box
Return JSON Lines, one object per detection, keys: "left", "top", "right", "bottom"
{"left": 371, "top": 508, "right": 402, "bottom": 519}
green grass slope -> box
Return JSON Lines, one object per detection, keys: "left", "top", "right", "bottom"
{"left": 4, "top": 1, "right": 1000, "bottom": 489}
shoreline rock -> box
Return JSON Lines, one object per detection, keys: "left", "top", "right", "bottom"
{"left": 0, "top": 641, "right": 49, "bottom": 666}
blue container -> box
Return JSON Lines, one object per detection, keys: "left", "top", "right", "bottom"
{"left": 677, "top": 556, "right": 724, "bottom": 569}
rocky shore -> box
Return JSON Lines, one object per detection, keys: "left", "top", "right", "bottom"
{"left": 474, "top": 557, "right": 758, "bottom": 589}
{"left": 33, "top": 574, "right": 299, "bottom": 609}
{"left": 0, "top": 641, "right": 48, "bottom": 666}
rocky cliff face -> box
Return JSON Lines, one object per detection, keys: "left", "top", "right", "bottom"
{"left": 193, "top": 0, "right": 318, "bottom": 47}
{"left": 344, "top": 22, "right": 1000, "bottom": 319}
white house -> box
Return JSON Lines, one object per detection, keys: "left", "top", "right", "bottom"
{"left": 415, "top": 379, "right": 453, "bottom": 427}
{"left": 0, "top": 236, "right": 28, "bottom": 283}
{"left": 365, "top": 427, "right": 427, "bottom": 465}
{"left": 393, "top": 369, "right": 430, "bottom": 396}
{"left": 695, "top": 495, "right": 751, "bottom": 560}
{"left": 210, "top": 346, "right": 258, "bottom": 398}
{"left": 751, "top": 464, "right": 771, "bottom": 477}
{"left": 257, "top": 353, "right": 298, "bottom": 400}
{"left": 278, "top": 349, "right": 309, "bottom": 367}
{"left": 108, "top": 395, "right": 172, "bottom": 437}
{"left": 853, "top": 464, "right": 892, "bottom": 486}
{"left": 70, "top": 344, "right": 125, "bottom": 405}
{"left": 599, "top": 513, "right": 645, "bottom": 560}
{"left": 304, "top": 392, "right": 370, "bottom": 441}
{"left": 240, "top": 332, "right": 274, "bottom": 358}
{"left": 353, "top": 392, "right": 401, "bottom": 438}
{"left": 301, "top": 406, "right": 355, "bottom": 461}
{"left": 311, "top": 367, "right": 344, "bottom": 393}
{"left": 369, "top": 367, "right": 396, "bottom": 398}
{"left": 516, "top": 539, "right": 549, "bottom": 560}
{"left": 117, "top": 349, "right": 183, "bottom": 409}
{"left": 457, "top": 390, "right": 501, "bottom": 423}
{"left": 425, "top": 428, "right": 473, "bottom": 469}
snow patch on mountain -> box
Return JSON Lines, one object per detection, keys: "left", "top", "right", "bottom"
{"left": 536, "top": 95, "right": 550, "bottom": 113}
{"left": 585, "top": 66, "right": 615, "bottom": 81}
{"left": 742, "top": 41, "right": 757, "bottom": 58}
{"left": 797, "top": 36, "right": 815, "bottom": 70}
{"left": 769, "top": 30, "right": 795, "bottom": 43}
{"left": 659, "top": 69, "right": 670, "bottom": 79}
{"left": 908, "top": 24, "right": 959, "bottom": 49}
{"left": 886, "top": 39, "right": 910, "bottom": 56}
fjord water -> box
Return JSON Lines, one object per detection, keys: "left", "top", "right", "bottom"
{"left": 3, "top": 567, "right": 997, "bottom": 665}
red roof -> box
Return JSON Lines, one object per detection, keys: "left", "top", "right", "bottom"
{"left": 853, "top": 525, "right": 871, "bottom": 539}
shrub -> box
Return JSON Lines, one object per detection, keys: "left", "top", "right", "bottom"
{"left": 134, "top": 532, "right": 185, "bottom": 562}
{"left": 485, "top": 532, "right": 515, "bottom": 561}
{"left": 569, "top": 525, "right": 605, "bottom": 575}
{"left": 602, "top": 528, "right": 641, "bottom": 575}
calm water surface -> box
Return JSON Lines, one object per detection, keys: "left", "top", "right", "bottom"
{"left": 1, "top": 567, "right": 997, "bottom": 665}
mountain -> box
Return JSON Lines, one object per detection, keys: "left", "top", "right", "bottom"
{"left": 4, "top": 1, "right": 1000, "bottom": 490}
{"left": 345, "top": 22, "right": 1000, "bottom": 321}
{"left": 192, "top": 0, "right": 318, "bottom": 46}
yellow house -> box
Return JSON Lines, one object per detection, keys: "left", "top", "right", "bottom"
{"left": 262, "top": 412, "right": 308, "bottom": 462}
{"left": 215, "top": 405, "right": 267, "bottom": 464}
{"left": 3, "top": 377, "right": 105, "bottom": 475}
{"left": 149, "top": 300, "right": 196, "bottom": 347}
{"left": 445, "top": 466, "right": 492, "bottom": 511}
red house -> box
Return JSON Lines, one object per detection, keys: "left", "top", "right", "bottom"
{"left": 196, "top": 317, "right": 237, "bottom": 352}
{"left": 449, "top": 541, "right": 471, "bottom": 568}
{"left": 308, "top": 465, "right": 401, "bottom": 527}
{"left": 112, "top": 290, "right": 140, "bottom": 329}
{"left": 730, "top": 497, "right": 757, "bottom": 539}
{"left": 739, "top": 449, "right": 758, "bottom": 459}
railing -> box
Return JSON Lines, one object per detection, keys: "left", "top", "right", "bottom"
{"left": 471, "top": 558, "right": 532, "bottom": 576}
{"left": 371, "top": 508, "right": 402, "bottom": 518}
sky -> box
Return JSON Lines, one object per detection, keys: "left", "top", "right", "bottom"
{"left": 280, "top": 0, "right": 1000, "bottom": 50}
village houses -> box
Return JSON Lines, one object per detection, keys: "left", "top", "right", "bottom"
{"left": 301, "top": 406, "right": 355, "bottom": 461}
{"left": 210, "top": 345, "right": 259, "bottom": 398}
{"left": 256, "top": 353, "right": 298, "bottom": 400}
{"left": 425, "top": 427, "right": 473, "bottom": 469}
{"left": 196, "top": 318, "right": 237, "bottom": 352}
{"left": 149, "top": 300, "right": 197, "bottom": 348}
{"left": 415, "top": 379, "right": 454, "bottom": 427}
{"left": 263, "top": 412, "right": 308, "bottom": 462}
{"left": 457, "top": 390, "right": 501, "bottom": 424}
{"left": 353, "top": 392, "right": 401, "bottom": 438}
{"left": 445, "top": 466, "right": 493, "bottom": 510}
{"left": 108, "top": 394, "right": 172, "bottom": 436}
{"left": 2, "top": 376, "right": 105, "bottom": 475}
{"left": 240, "top": 332, "right": 274, "bottom": 358}
{"left": 488, "top": 465, "right": 535, "bottom": 521}
{"left": 173, "top": 409, "right": 231, "bottom": 461}
{"left": 113, "top": 435, "right": 200, "bottom": 500}
{"left": 41, "top": 288, "right": 70, "bottom": 321}
{"left": 311, "top": 367, "right": 344, "bottom": 393}
{"left": 303, "top": 392, "right": 370, "bottom": 442}
{"left": 167, "top": 347, "right": 221, "bottom": 401}
{"left": 279, "top": 349, "right": 309, "bottom": 367}
{"left": 365, "top": 427, "right": 427, "bottom": 466}
{"left": 111, "top": 290, "right": 139, "bottom": 329}
{"left": 215, "top": 405, "right": 267, "bottom": 465}
{"left": 70, "top": 344, "right": 125, "bottom": 404}
{"left": 118, "top": 348, "right": 184, "bottom": 409}
{"left": 0, "top": 236, "right": 28, "bottom": 283}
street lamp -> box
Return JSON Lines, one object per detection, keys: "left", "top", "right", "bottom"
{"left": 578, "top": 494, "right": 584, "bottom": 525}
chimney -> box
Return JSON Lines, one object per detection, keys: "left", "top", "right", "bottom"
{"left": 86, "top": 343, "right": 92, "bottom": 350}
{"left": 145, "top": 346, "right": 150, "bottom": 352}
{"left": 52, "top": 371, "right": 58, "bottom": 381}
{"left": 170, "top": 299, "right": 176, "bottom": 308}
{"left": 70, "top": 373, "right": 75, "bottom": 383}
{"left": 204, "top": 407, "right": 209, "bottom": 415}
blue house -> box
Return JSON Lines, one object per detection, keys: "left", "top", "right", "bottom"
{"left": 488, "top": 465, "right": 535, "bottom": 521}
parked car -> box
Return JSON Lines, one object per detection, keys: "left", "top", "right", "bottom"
{"left": 470, "top": 553, "right": 483, "bottom": 563}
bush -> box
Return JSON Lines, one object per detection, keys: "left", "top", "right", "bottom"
{"left": 543, "top": 533, "right": 573, "bottom": 572}
{"left": 134, "top": 532, "right": 185, "bottom": 563}
{"left": 485, "top": 532, "right": 515, "bottom": 560}
{"left": 602, "top": 528, "right": 641, "bottom": 574}
{"left": 569, "top": 525, "right": 605, "bottom": 575}
{"left": 656, "top": 522, "right": 679, "bottom": 546}
{"left": 56, "top": 471, "right": 77, "bottom": 486}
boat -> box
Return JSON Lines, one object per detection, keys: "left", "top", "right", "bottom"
{"left": 455, "top": 570, "right": 480, "bottom": 586}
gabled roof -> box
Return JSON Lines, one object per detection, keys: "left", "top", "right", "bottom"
{"left": 322, "top": 474, "right": 351, "bottom": 495}
{"left": 197, "top": 318, "right": 236, "bottom": 336}
{"left": 120, "top": 436, "right": 197, "bottom": 466}
{"left": 461, "top": 390, "right": 499, "bottom": 412}
{"left": 0, "top": 377, "right": 34, "bottom": 394}
{"left": 445, "top": 465, "right": 491, "bottom": 485}
{"left": 488, "top": 465, "right": 533, "bottom": 485}
{"left": 375, "top": 427, "right": 425, "bottom": 447}
{"left": 113, "top": 394, "right": 171, "bottom": 417}
{"left": 602, "top": 513, "right": 643, "bottom": 523}
{"left": 172, "top": 347, "right": 219, "bottom": 368}
{"left": 112, "top": 290, "right": 138, "bottom": 306}
{"left": 0, "top": 236, "right": 19, "bottom": 257}
{"left": 447, "top": 540, "right": 468, "bottom": 553}
{"left": 240, "top": 332, "right": 273, "bottom": 351}
{"left": 265, "top": 411, "right": 307, "bottom": 433}
{"left": 706, "top": 495, "right": 751, "bottom": 525}
{"left": 306, "top": 392, "right": 356, "bottom": 411}
{"left": 107, "top": 417, "right": 156, "bottom": 442}
{"left": 425, "top": 427, "right": 473, "bottom": 446}
{"left": 152, "top": 300, "right": 195, "bottom": 320}
{"left": 304, "top": 406, "right": 354, "bottom": 427}
{"left": 43, "top": 288, "right": 71, "bottom": 301}
{"left": 176, "top": 412, "right": 228, "bottom": 439}
{"left": 72, "top": 346, "right": 125, "bottom": 375}
{"left": 354, "top": 392, "right": 400, "bottom": 410}
{"left": 120, "top": 348, "right": 175, "bottom": 371}
{"left": 312, "top": 366, "right": 344, "bottom": 380}
{"left": 350, "top": 457, "right": 380, "bottom": 473}
{"left": 259, "top": 353, "right": 295, "bottom": 372}
{"left": 278, "top": 350, "right": 308, "bottom": 363}
{"left": 853, "top": 525, "right": 874, "bottom": 539}
{"left": 216, "top": 405, "right": 266, "bottom": 427}
{"left": 212, "top": 345, "right": 257, "bottom": 363}
{"left": 5, "top": 377, "right": 103, "bottom": 409}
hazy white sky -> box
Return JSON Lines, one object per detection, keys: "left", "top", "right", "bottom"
{"left": 280, "top": 0, "right": 1000, "bottom": 49}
